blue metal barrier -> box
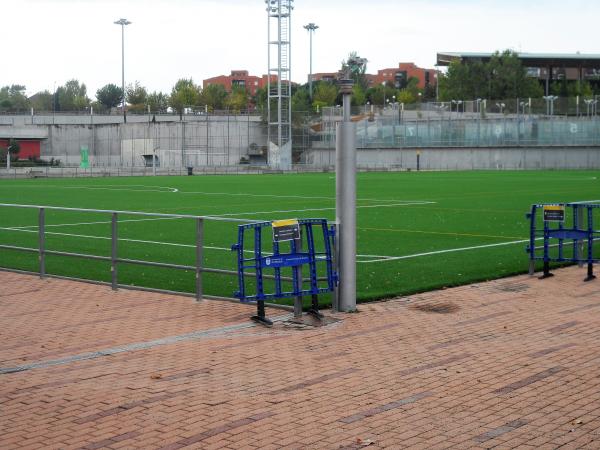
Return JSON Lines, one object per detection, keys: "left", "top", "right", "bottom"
{"left": 232, "top": 218, "right": 337, "bottom": 325}
{"left": 526, "top": 203, "right": 600, "bottom": 281}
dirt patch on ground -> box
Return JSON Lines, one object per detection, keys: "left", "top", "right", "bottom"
{"left": 410, "top": 302, "right": 460, "bottom": 314}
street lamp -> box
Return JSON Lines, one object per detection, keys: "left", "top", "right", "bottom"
{"left": 496, "top": 102, "right": 506, "bottom": 114}
{"left": 476, "top": 98, "right": 485, "bottom": 115}
{"left": 114, "top": 18, "right": 132, "bottom": 123}
{"left": 543, "top": 95, "right": 558, "bottom": 116}
{"left": 303, "top": 23, "right": 318, "bottom": 100}
{"left": 519, "top": 101, "right": 528, "bottom": 115}
{"left": 434, "top": 65, "right": 440, "bottom": 102}
{"left": 584, "top": 99, "right": 597, "bottom": 117}
{"left": 451, "top": 99, "right": 463, "bottom": 118}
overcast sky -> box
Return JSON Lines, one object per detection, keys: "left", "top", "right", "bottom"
{"left": 3, "top": 0, "right": 599, "bottom": 99}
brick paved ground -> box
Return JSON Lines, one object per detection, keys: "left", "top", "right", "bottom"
{"left": 1, "top": 267, "right": 599, "bottom": 449}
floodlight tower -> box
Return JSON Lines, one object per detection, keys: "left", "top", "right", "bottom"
{"left": 303, "top": 22, "right": 318, "bottom": 99}
{"left": 265, "top": 0, "right": 293, "bottom": 170}
{"left": 114, "top": 18, "right": 131, "bottom": 123}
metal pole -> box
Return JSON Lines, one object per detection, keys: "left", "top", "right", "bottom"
{"left": 336, "top": 79, "right": 357, "bottom": 312}
{"left": 121, "top": 24, "right": 126, "bottom": 123}
{"left": 39, "top": 208, "right": 45, "bottom": 278}
{"left": 196, "top": 218, "right": 204, "bottom": 301}
{"left": 111, "top": 212, "right": 118, "bottom": 290}
{"left": 293, "top": 235, "right": 303, "bottom": 317}
{"left": 114, "top": 19, "right": 131, "bottom": 123}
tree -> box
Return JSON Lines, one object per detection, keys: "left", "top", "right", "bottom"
{"left": 126, "top": 81, "right": 148, "bottom": 112}
{"left": 366, "top": 83, "right": 396, "bottom": 106}
{"left": 56, "top": 79, "right": 89, "bottom": 111}
{"left": 252, "top": 86, "right": 268, "bottom": 115}
{"left": 96, "top": 84, "right": 123, "bottom": 110}
{"left": 438, "top": 50, "right": 543, "bottom": 101}
{"left": 7, "top": 139, "right": 20, "bottom": 160}
{"left": 291, "top": 86, "right": 310, "bottom": 112}
{"left": 312, "top": 82, "right": 338, "bottom": 109}
{"left": 351, "top": 84, "right": 366, "bottom": 106}
{"left": 147, "top": 91, "right": 169, "bottom": 113}
{"left": 225, "top": 87, "right": 249, "bottom": 113}
{"left": 30, "top": 91, "right": 53, "bottom": 111}
{"left": 200, "top": 84, "right": 228, "bottom": 111}
{"left": 170, "top": 78, "right": 201, "bottom": 117}
{"left": 0, "top": 85, "right": 30, "bottom": 112}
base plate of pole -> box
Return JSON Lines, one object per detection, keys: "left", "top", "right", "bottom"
{"left": 251, "top": 315, "right": 273, "bottom": 327}
{"left": 538, "top": 273, "right": 554, "bottom": 279}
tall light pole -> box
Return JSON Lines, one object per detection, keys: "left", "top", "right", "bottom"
{"left": 303, "top": 22, "right": 318, "bottom": 100}
{"left": 114, "top": 18, "right": 131, "bottom": 123}
{"left": 543, "top": 95, "right": 558, "bottom": 116}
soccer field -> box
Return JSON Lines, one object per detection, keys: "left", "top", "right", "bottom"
{"left": 0, "top": 170, "right": 598, "bottom": 304}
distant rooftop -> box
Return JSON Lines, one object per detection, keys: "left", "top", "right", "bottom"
{"left": 437, "top": 52, "right": 600, "bottom": 67}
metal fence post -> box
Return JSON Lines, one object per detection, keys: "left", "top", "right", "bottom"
{"left": 196, "top": 218, "right": 204, "bottom": 301}
{"left": 111, "top": 212, "right": 118, "bottom": 290}
{"left": 293, "top": 235, "right": 303, "bottom": 318}
{"left": 39, "top": 208, "right": 45, "bottom": 278}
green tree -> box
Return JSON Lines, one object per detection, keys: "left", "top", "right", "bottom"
{"left": 147, "top": 91, "right": 169, "bottom": 113}
{"left": 8, "top": 139, "right": 20, "bottom": 160}
{"left": 312, "top": 82, "right": 338, "bottom": 108}
{"left": 0, "top": 85, "right": 30, "bottom": 112}
{"left": 439, "top": 50, "right": 543, "bottom": 101}
{"left": 252, "top": 86, "right": 268, "bottom": 115}
{"left": 126, "top": 81, "right": 148, "bottom": 112}
{"left": 225, "top": 87, "right": 249, "bottom": 113}
{"left": 397, "top": 89, "right": 416, "bottom": 104}
{"left": 169, "top": 78, "right": 201, "bottom": 117}
{"left": 291, "top": 86, "right": 312, "bottom": 113}
{"left": 351, "top": 84, "right": 366, "bottom": 106}
{"left": 30, "top": 90, "right": 53, "bottom": 111}
{"left": 56, "top": 79, "right": 89, "bottom": 111}
{"left": 96, "top": 84, "right": 123, "bottom": 110}
{"left": 366, "top": 83, "right": 396, "bottom": 106}
{"left": 199, "top": 84, "right": 228, "bottom": 111}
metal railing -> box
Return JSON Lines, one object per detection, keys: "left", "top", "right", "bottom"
{"left": 0, "top": 204, "right": 333, "bottom": 309}
{"left": 0, "top": 203, "right": 254, "bottom": 302}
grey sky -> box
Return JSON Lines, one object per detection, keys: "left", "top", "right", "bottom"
{"left": 3, "top": 0, "right": 599, "bottom": 98}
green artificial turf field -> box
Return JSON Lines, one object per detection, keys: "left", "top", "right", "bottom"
{"left": 0, "top": 170, "right": 598, "bottom": 305}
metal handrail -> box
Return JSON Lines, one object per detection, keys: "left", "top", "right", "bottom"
{"left": 0, "top": 203, "right": 258, "bottom": 302}
{"left": 0, "top": 203, "right": 255, "bottom": 223}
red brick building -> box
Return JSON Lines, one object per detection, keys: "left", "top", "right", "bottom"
{"left": 312, "top": 63, "right": 437, "bottom": 90}
{"left": 203, "top": 71, "right": 276, "bottom": 96}
{"left": 374, "top": 63, "right": 437, "bottom": 89}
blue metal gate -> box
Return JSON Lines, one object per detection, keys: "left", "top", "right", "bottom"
{"left": 232, "top": 218, "right": 337, "bottom": 325}
{"left": 527, "top": 203, "right": 600, "bottom": 281}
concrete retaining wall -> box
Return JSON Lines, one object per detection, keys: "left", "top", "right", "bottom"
{"left": 1, "top": 117, "right": 267, "bottom": 167}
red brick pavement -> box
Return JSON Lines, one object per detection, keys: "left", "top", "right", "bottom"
{"left": 1, "top": 267, "right": 600, "bottom": 449}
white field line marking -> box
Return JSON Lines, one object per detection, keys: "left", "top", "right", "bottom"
{"left": 63, "top": 186, "right": 179, "bottom": 193}
{"left": 0, "top": 184, "right": 179, "bottom": 193}
{"left": 0, "top": 227, "right": 236, "bottom": 253}
{"left": 0, "top": 227, "right": 547, "bottom": 263}
{"left": 569, "top": 199, "right": 600, "bottom": 204}
{"left": 8, "top": 201, "right": 437, "bottom": 230}
{"left": 178, "top": 190, "right": 430, "bottom": 204}
{"left": 357, "top": 238, "right": 536, "bottom": 263}
{"left": 0, "top": 183, "right": 429, "bottom": 204}
{"left": 212, "top": 201, "right": 436, "bottom": 217}
{"left": 10, "top": 216, "right": 181, "bottom": 231}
